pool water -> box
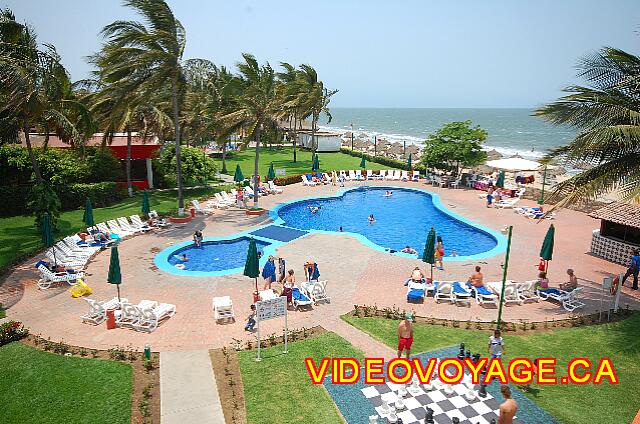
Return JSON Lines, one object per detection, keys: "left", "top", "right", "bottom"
{"left": 277, "top": 187, "right": 497, "bottom": 256}
{"left": 167, "top": 237, "right": 271, "bottom": 273}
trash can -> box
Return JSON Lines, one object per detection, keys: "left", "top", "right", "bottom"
{"left": 106, "top": 309, "right": 116, "bottom": 330}
{"left": 190, "top": 207, "right": 196, "bottom": 218}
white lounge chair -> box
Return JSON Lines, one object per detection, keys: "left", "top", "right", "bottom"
{"left": 116, "top": 303, "right": 143, "bottom": 328}
{"left": 214, "top": 192, "right": 233, "bottom": 206}
{"left": 411, "top": 172, "right": 421, "bottom": 182}
{"left": 129, "top": 215, "right": 153, "bottom": 232}
{"left": 434, "top": 282, "right": 454, "bottom": 303}
{"left": 307, "top": 280, "right": 330, "bottom": 305}
{"left": 259, "top": 289, "right": 278, "bottom": 301}
{"left": 192, "top": 199, "right": 214, "bottom": 214}
{"left": 133, "top": 303, "right": 176, "bottom": 332}
{"left": 37, "top": 264, "right": 84, "bottom": 289}
{"left": 501, "top": 283, "right": 522, "bottom": 305}
{"left": 452, "top": 282, "right": 473, "bottom": 306}
{"left": 378, "top": 170, "right": 387, "bottom": 180}
{"left": 117, "top": 217, "right": 142, "bottom": 234}
{"left": 54, "top": 241, "right": 91, "bottom": 259}
{"left": 517, "top": 280, "right": 540, "bottom": 303}
{"left": 538, "top": 287, "right": 585, "bottom": 312}
{"left": 365, "top": 170, "right": 373, "bottom": 180}
{"left": 449, "top": 178, "right": 462, "bottom": 189}
{"left": 301, "top": 175, "right": 317, "bottom": 187}
{"left": 268, "top": 181, "right": 284, "bottom": 194}
{"left": 495, "top": 197, "right": 521, "bottom": 209}
{"left": 400, "top": 170, "right": 409, "bottom": 181}
{"left": 46, "top": 250, "right": 87, "bottom": 269}
{"left": 63, "top": 236, "right": 101, "bottom": 254}
{"left": 467, "top": 283, "right": 498, "bottom": 306}
{"left": 348, "top": 170, "right": 358, "bottom": 181}
{"left": 389, "top": 170, "right": 400, "bottom": 181}
{"left": 212, "top": 296, "right": 235, "bottom": 321}
{"left": 81, "top": 297, "right": 128, "bottom": 325}
{"left": 291, "top": 287, "right": 313, "bottom": 310}
{"left": 107, "top": 219, "right": 133, "bottom": 237}
{"left": 355, "top": 170, "right": 364, "bottom": 180}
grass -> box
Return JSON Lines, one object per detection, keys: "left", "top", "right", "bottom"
{"left": 0, "top": 342, "right": 132, "bottom": 424}
{"left": 0, "top": 186, "right": 225, "bottom": 272}
{"left": 342, "top": 313, "right": 640, "bottom": 424}
{"left": 215, "top": 147, "right": 400, "bottom": 178}
{"left": 238, "top": 332, "right": 364, "bottom": 424}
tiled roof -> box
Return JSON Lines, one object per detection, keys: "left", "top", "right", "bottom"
{"left": 590, "top": 202, "right": 640, "bottom": 229}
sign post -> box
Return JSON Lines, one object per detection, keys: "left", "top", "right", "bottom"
{"left": 255, "top": 296, "right": 288, "bottom": 362}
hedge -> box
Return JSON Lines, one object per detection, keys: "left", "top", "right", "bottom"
{"left": 0, "top": 321, "right": 29, "bottom": 347}
{"left": 0, "top": 182, "right": 127, "bottom": 218}
{"left": 273, "top": 174, "right": 305, "bottom": 186}
{"left": 339, "top": 148, "right": 426, "bottom": 172}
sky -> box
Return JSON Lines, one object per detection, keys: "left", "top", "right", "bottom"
{"left": 4, "top": 0, "right": 640, "bottom": 108}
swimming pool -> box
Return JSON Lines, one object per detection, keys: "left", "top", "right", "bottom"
{"left": 273, "top": 187, "right": 501, "bottom": 258}
{"left": 157, "top": 236, "right": 273, "bottom": 276}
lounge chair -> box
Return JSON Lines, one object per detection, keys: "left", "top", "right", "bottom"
{"left": 259, "top": 290, "right": 278, "bottom": 301}
{"left": 378, "top": 170, "right": 387, "bottom": 180}
{"left": 308, "top": 280, "right": 330, "bottom": 304}
{"left": 267, "top": 181, "right": 284, "bottom": 194}
{"left": 407, "top": 280, "right": 427, "bottom": 303}
{"left": 365, "top": 170, "right": 373, "bottom": 180}
{"left": 517, "top": 280, "right": 540, "bottom": 303}
{"left": 495, "top": 197, "right": 521, "bottom": 209}
{"left": 411, "top": 172, "right": 421, "bottom": 182}
{"left": 81, "top": 297, "right": 128, "bottom": 325}
{"left": 389, "top": 170, "right": 400, "bottom": 180}
{"left": 291, "top": 287, "right": 313, "bottom": 310}
{"left": 400, "top": 170, "right": 409, "bottom": 181}
{"left": 452, "top": 282, "right": 473, "bottom": 306}
{"left": 514, "top": 206, "right": 541, "bottom": 215}
{"left": 108, "top": 219, "right": 134, "bottom": 237}
{"left": 129, "top": 215, "right": 153, "bottom": 232}
{"left": 434, "top": 281, "right": 454, "bottom": 303}
{"left": 212, "top": 296, "right": 235, "bottom": 321}
{"left": 133, "top": 302, "right": 176, "bottom": 332}
{"left": 466, "top": 283, "right": 498, "bottom": 306}
{"left": 526, "top": 210, "right": 555, "bottom": 220}
{"left": 63, "top": 236, "right": 101, "bottom": 253}
{"left": 37, "top": 264, "right": 84, "bottom": 289}
{"left": 192, "top": 199, "right": 214, "bottom": 214}
{"left": 355, "top": 170, "right": 364, "bottom": 180}
{"left": 214, "top": 192, "right": 233, "bottom": 206}
{"left": 54, "top": 241, "right": 91, "bottom": 259}
{"left": 449, "top": 178, "right": 462, "bottom": 189}
{"left": 348, "top": 170, "right": 358, "bottom": 181}
{"left": 45, "top": 250, "right": 87, "bottom": 269}
{"left": 538, "top": 287, "right": 585, "bottom": 312}
{"left": 117, "top": 217, "right": 141, "bottom": 235}
{"left": 301, "top": 175, "right": 317, "bottom": 187}
{"left": 501, "top": 283, "right": 522, "bottom": 305}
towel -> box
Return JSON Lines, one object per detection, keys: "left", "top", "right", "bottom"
{"left": 292, "top": 288, "right": 309, "bottom": 302}
{"left": 407, "top": 288, "right": 425, "bottom": 301}
{"left": 261, "top": 260, "right": 276, "bottom": 280}
{"left": 452, "top": 282, "right": 470, "bottom": 295}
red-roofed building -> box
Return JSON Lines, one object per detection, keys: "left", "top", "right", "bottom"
{"left": 18, "top": 132, "right": 161, "bottom": 189}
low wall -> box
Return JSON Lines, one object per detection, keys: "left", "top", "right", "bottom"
{"left": 590, "top": 229, "right": 639, "bottom": 265}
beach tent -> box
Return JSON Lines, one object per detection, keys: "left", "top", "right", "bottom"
{"left": 485, "top": 157, "right": 543, "bottom": 171}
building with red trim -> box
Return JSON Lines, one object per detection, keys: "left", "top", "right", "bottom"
{"left": 18, "top": 133, "right": 161, "bottom": 189}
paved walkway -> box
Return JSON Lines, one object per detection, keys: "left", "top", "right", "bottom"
{"left": 160, "top": 350, "right": 224, "bottom": 424}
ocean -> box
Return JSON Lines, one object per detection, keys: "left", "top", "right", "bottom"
{"left": 320, "top": 108, "right": 575, "bottom": 160}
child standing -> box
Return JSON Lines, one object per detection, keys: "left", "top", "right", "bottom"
{"left": 245, "top": 304, "right": 257, "bottom": 331}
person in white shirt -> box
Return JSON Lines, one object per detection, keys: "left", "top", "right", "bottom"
{"left": 488, "top": 329, "right": 505, "bottom": 359}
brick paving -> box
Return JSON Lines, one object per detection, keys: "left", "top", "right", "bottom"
{"left": 2, "top": 180, "right": 639, "bottom": 353}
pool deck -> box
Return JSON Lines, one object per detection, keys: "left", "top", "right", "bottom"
{"left": 2, "top": 180, "right": 639, "bottom": 352}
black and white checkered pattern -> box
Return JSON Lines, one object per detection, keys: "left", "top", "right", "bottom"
{"left": 361, "top": 375, "right": 521, "bottom": 424}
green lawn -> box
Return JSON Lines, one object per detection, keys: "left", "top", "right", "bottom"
{"left": 0, "top": 342, "right": 132, "bottom": 424}
{"left": 216, "top": 147, "right": 400, "bottom": 178}
{"left": 0, "top": 186, "right": 225, "bottom": 272}
{"left": 342, "top": 314, "right": 640, "bottom": 424}
{"left": 238, "top": 332, "right": 364, "bottom": 424}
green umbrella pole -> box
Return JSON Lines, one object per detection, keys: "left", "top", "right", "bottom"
{"left": 117, "top": 284, "right": 121, "bottom": 303}
{"left": 538, "top": 166, "right": 547, "bottom": 205}
{"left": 496, "top": 226, "right": 513, "bottom": 330}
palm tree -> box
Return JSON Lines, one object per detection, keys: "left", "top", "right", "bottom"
{"left": 224, "top": 53, "right": 280, "bottom": 207}
{"left": 0, "top": 9, "right": 86, "bottom": 182}
{"left": 277, "top": 62, "right": 303, "bottom": 162}
{"left": 97, "top": 0, "right": 189, "bottom": 213}
{"left": 296, "top": 64, "right": 338, "bottom": 154}
{"left": 535, "top": 47, "right": 640, "bottom": 208}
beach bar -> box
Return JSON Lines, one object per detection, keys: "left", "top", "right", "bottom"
{"left": 590, "top": 202, "right": 640, "bottom": 265}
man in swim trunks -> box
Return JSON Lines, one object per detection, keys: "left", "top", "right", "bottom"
{"left": 468, "top": 265, "right": 484, "bottom": 288}
{"left": 404, "top": 267, "right": 424, "bottom": 286}
{"left": 498, "top": 385, "right": 518, "bottom": 424}
{"left": 401, "top": 246, "right": 418, "bottom": 255}
{"left": 559, "top": 268, "right": 578, "bottom": 291}
{"left": 397, "top": 312, "right": 414, "bottom": 358}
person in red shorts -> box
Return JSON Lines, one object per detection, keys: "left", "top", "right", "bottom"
{"left": 397, "top": 312, "right": 414, "bottom": 358}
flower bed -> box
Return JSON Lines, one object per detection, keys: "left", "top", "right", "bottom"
{"left": 0, "top": 321, "right": 29, "bottom": 347}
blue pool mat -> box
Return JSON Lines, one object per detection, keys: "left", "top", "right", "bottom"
{"left": 250, "top": 225, "right": 308, "bottom": 242}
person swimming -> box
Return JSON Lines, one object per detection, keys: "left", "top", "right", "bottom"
{"left": 368, "top": 214, "right": 376, "bottom": 224}
{"left": 383, "top": 190, "right": 393, "bottom": 197}
{"left": 180, "top": 254, "right": 188, "bottom": 261}
{"left": 308, "top": 206, "right": 321, "bottom": 214}
{"left": 401, "top": 246, "right": 417, "bottom": 255}
{"left": 338, "top": 226, "right": 344, "bottom": 232}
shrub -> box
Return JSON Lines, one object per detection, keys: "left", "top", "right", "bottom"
{"left": 0, "top": 321, "right": 29, "bottom": 346}
{"left": 57, "top": 182, "right": 127, "bottom": 209}
{"left": 28, "top": 183, "right": 61, "bottom": 231}
{"left": 273, "top": 174, "right": 305, "bottom": 186}
{"left": 339, "top": 148, "right": 424, "bottom": 172}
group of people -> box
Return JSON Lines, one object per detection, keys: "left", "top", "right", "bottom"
{"left": 397, "top": 316, "right": 519, "bottom": 423}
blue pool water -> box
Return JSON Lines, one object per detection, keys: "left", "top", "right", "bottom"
{"left": 167, "top": 237, "right": 271, "bottom": 273}
{"left": 276, "top": 187, "right": 497, "bottom": 256}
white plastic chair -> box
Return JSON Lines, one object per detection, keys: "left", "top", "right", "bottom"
{"left": 212, "top": 296, "right": 235, "bottom": 321}
{"left": 434, "top": 282, "right": 454, "bottom": 303}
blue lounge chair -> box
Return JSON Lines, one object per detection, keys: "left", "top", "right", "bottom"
{"left": 406, "top": 280, "right": 426, "bottom": 302}
{"left": 291, "top": 287, "right": 313, "bottom": 310}
{"left": 466, "top": 282, "right": 498, "bottom": 306}
{"left": 452, "top": 282, "right": 472, "bottom": 306}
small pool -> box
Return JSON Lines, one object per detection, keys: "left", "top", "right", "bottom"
{"left": 159, "top": 237, "right": 272, "bottom": 275}
{"left": 273, "top": 187, "right": 501, "bottom": 258}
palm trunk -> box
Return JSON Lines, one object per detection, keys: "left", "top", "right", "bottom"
{"left": 24, "top": 124, "right": 43, "bottom": 183}
{"left": 221, "top": 140, "right": 228, "bottom": 174}
{"left": 292, "top": 114, "right": 298, "bottom": 163}
{"left": 43, "top": 127, "right": 49, "bottom": 150}
{"left": 171, "top": 78, "right": 185, "bottom": 214}
{"left": 253, "top": 124, "right": 261, "bottom": 208}
{"left": 311, "top": 114, "right": 318, "bottom": 154}
{"left": 126, "top": 128, "right": 133, "bottom": 197}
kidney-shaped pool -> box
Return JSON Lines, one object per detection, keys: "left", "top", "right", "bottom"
{"left": 273, "top": 186, "right": 502, "bottom": 257}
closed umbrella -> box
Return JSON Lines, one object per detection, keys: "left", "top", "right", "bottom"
{"left": 41, "top": 212, "right": 57, "bottom": 266}
{"left": 360, "top": 156, "right": 366, "bottom": 168}
{"left": 540, "top": 224, "right": 555, "bottom": 272}
{"left": 406, "top": 153, "right": 412, "bottom": 170}
{"left": 141, "top": 190, "right": 150, "bottom": 216}
{"left": 244, "top": 238, "right": 260, "bottom": 294}
{"left": 267, "top": 163, "right": 276, "bottom": 180}
{"left": 107, "top": 243, "right": 123, "bottom": 302}
{"left": 495, "top": 171, "right": 505, "bottom": 188}
{"left": 422, "top": 227, "right": 436, "bottom": 280}
{"left": 234, "top": 164, "right": 245, "bottom": 183}
{"left": 83, "top": 198, "right": 95, "bottom": 228}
